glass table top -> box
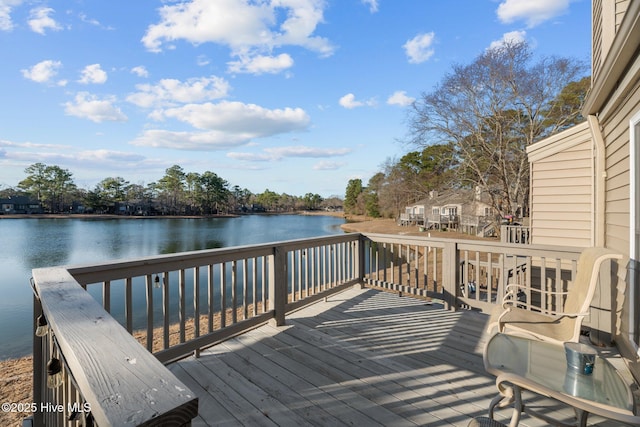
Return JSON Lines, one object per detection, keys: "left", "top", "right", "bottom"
{"left": 484, "top": 333, "right": 634, "bottom": 412}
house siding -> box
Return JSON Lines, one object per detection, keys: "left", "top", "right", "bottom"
{"left": 615, "top": 0, "right": 629, "bottom": 31}
{"left": 600, "top": 82, "right": 640, "bottom": 256}
{"left": 591, "top": 0, "right": 631, "bottom": 94}
{"left": 530, "top": 0, "right": 640, "bottom": 380}
{"left": 528, "top": 123, "right": 594, "bottom": 247}
{"left": 588, "top": 0, "right": 640, "bottom": 379}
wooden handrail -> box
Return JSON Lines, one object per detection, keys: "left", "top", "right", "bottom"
{"left": 32, "top": 267, "right": 198, "bottom": 426}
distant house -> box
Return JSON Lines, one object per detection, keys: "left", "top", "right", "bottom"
{"left": 401, "top": 189, "right": 496, "bottom": 235}
{"left": 0, "top": 196, "right": 42, "bottom": 214}
{"left": 526, "top": 0, "right": 640, "bottom": 376}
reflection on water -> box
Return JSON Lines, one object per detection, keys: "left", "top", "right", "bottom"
{"left": 0, "top": 214, "right": 344, "bottom": 359}
{"left": 19, "top": 219, "right": 73, "bottom": 268}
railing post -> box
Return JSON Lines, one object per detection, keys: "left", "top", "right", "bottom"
{"left": 442, "top": 240, "right": 460, "bottom": 310}
{"left": 32, "top": 292, "right": 44, "bottom": 427}
{"left": 269, "top": 245, "right": 287, "bottom": 326}
{"left": 357, "top": 235, "right": 365, "bottom": 289}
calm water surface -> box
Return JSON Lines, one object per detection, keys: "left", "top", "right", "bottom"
{"left": 0, "top": 214, "right": 345, "bottom": 360}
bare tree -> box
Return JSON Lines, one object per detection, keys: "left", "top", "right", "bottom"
{"left": 408, "top": 41, "right": 587, "bottom": 218}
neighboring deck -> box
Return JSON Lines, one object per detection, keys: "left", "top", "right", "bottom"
{"left": 169, "top": 287, "right": 624, "bottom": 427}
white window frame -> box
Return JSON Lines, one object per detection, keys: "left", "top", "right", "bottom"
{"left": 629, "top": 111, "right": 640, "bottom": 351}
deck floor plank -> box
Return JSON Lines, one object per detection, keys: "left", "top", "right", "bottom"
{"left": 253, "top": 323, "right": 441, "bottom": 426}
{"left": 171, "top": 287, "right": 626, "bottom": 426}
{"left": 213, "top": 338, "right": 370, "bottom": 427}
{"left": 234, "top": 330, "right": 414, "bottom": 427}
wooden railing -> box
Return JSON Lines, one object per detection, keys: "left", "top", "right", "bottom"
{"left": 360, "top": 233, "right": 581, "bottom": 313}
{"left": 501, "top": 224, "right": 531, "bottom": 244}
{"left": 30, "top": 232, "right": 582, "bottom": 426}
{"left": 30, "top": 234, "right": 360, "bottom": 426}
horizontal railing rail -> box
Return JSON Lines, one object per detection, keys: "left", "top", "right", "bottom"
{"left": 31, "top": 231, "right": 583, "bottom": 426}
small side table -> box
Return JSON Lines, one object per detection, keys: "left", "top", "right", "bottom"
{"left": 483, "top": 333, "right": 640, "bottom": 426}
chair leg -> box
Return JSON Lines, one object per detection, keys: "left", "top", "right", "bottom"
{"left": 488, "top": 393, "right": 503, "bottom": 419}
{"left": 508, "top": 385, "right": 523, "bottom": 427}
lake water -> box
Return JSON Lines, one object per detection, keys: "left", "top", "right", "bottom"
{"left": 0, "top": 214, "right": 345, "bottom": 360}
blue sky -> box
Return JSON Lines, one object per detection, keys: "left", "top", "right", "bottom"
{"left": 0, "top": 0, "right": 591, "bottom": 198}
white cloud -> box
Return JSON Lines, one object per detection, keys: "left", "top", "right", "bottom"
{"left": 496, "top": 0, "right": 570, "bottom": 28}
{"left": 0, "top": 0, "right": 23, "bottom": 31}
{"left": 0, "top": 139, "right": 71, "bottom": 150}
{"left": 403, "top": 32, "right": 436, "bottom": 64}
{"left": 142, "top": 0, "right": 334, "bottom": 75}
{"left": 339, "top": 93, "right": 376, "bottom": 109}
{"left": 21, "top": 59, "right": 62, "bottom": 84}
{"left": 228, "top": 145, "right": 351, "bottom": 162}
{"left": 28, "top": 7, "right": 62, "bottom": 34}
{"left": 361, "top": 0, "right": 379, "bottom": 13}
{"left": 339, "top": 94, "right": 361, "bottom": 109}
{"left": 78, "top": 64, "right": 108, "bottom": 84}
{"left": 387, "top": 90, "right": 414, "bottom": 107}
{"left": 74, "top": 149, "right": 145, "bottom": 163}
{"left": 2, "top": 146, "right": 148, "bottom": 173}
{"left": 488, "top": 30, "right": 527, "bottom": 50}
{"left": 64, "top": 92, "right": 127, "bottom": 123}
{"left": 131, "top": 129, "right": 252, "bottom": 150}
{"left": 133, "top": 101, "right": 311, "bottom": 151}
{"left": 131, "top": 66, "right": 149, "bottom": 78}
{"left": 196, "top": 55, "right": 210, "bottom": 66}
{"left": 158, "top": 101, "right": 310, "bottom": 134}
{"left": 127, "top": 75, "right": 231, "bottom": 108}
{"left": 78, "top": 13, "right": 113, "bottom": 30}
{"left": 313, "top": 160, "right": 345, "bottom": 170}
{"left": 228, "top": 53, "right": 294, "bottom": 74}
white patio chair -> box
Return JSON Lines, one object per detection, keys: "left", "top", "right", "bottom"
{"left": 487, "top": 247, "right": 622, "bottom": 344}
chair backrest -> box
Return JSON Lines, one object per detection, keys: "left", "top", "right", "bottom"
{"left": 563, "top": 247, "right": 622, "bottom": 315}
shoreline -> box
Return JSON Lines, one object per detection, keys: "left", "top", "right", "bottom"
{"left": 0, "top": 210, "right": 341, "bottom": 220}
{"left": 0, "top": 213, "right": 240, "bottom": 219}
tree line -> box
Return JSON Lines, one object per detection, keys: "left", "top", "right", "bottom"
{"left": 2, "top": 163, "right": 338, "bottom": 215}
{"left": 345, "top": 41, "right": 589, "bottom": 220}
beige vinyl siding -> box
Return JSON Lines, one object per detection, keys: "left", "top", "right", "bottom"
{"left": 615, "top": 0, "right": 629, "bottom": 31}
{"left": 599, "top": 81, "right": 640, "bottom": 256}
{"left": 592, "top": 0, "right": 603, "bottom": 79}
{"left": 528, "top": 123, "right": 594, "bottom": 247}
{"left": 597, "top": 65, "right": 640, "bottom": 374}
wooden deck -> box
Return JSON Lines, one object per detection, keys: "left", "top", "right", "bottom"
{"left": 169, "top": 287, "right": 625, "bottom": 427}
